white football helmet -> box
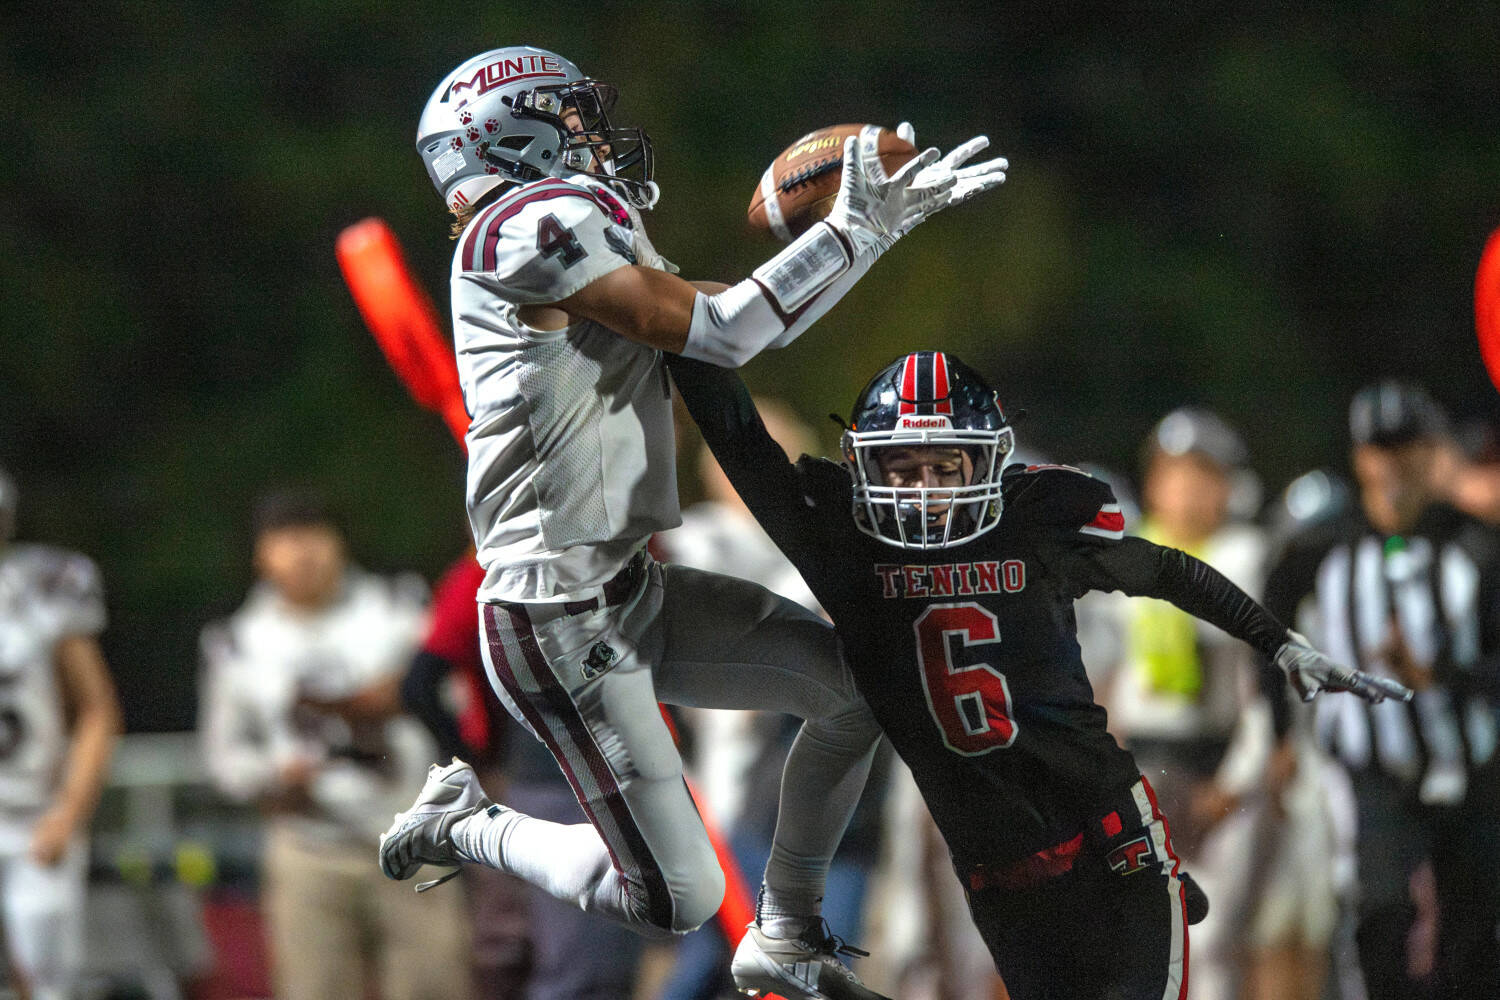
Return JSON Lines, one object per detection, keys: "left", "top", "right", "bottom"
{"left": 416, "top": 46, "right": 656, "bottom": 213}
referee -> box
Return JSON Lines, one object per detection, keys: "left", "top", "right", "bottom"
{"left": 1270, "top": 382, "right": 1500, "bottom": 999}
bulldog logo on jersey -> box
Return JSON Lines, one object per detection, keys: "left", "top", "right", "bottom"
{"left": 581, "top": 641, "right": 619, "bottom": 680}
{"left": 604, "top": 225, "right": 637, "bottom": 264}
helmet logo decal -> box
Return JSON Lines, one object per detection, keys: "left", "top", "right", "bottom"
{"left": 896, "top": 415, "right": 952, "bottom": 430}
{"left": 448, "top": 54, "right": 569, "bottom": 101}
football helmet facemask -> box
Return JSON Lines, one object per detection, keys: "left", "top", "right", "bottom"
{"left": 417, "top": 46, "right": 656, "bottom": 214}
{"left": 842, "top": 351, "right": 1014, "bottom": 549}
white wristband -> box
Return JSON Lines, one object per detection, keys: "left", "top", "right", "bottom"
{"left": 682, "top": 222, "right": 868, "bottom": 369}
{"left": 750, "top": 222, "right": 853, "bottom": 314}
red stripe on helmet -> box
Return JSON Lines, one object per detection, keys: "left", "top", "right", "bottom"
{"left": 899, "top": 354, "right": 919, "bottom": 416}
{"left": 933, "top": 352, "right": 953, "bottom": 415}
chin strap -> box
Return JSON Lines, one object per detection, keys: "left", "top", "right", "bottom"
{"left": 576, "top": 168, "right": 659, "bottom": 210}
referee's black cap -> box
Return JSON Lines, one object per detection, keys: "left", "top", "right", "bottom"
{"left": 1349, "top": 381, "right": 1448, "bottom": 447}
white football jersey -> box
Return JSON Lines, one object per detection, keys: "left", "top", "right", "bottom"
{"left": 452, "top": 176, "right": 682, "bottom": 602}
{"left": 199, "top": 570, "right": 433, "bottom": 841}
{"left": 0, "top": 545, "right": 106, "bottom": 830}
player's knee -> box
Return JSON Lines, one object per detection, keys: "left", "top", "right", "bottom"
{"left": 621, "top": 862, "right": 724, "bottom": 935}
{"left": 800, "top": 707, "right": 883, "bottom": 758}
{"left": 669, "top": 865, "right": 726, "bottom": 933}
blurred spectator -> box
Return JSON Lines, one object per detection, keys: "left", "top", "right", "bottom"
{"left": 0, "top": 465, "right": 123, "bottom": 1000}
{"left": 864, "top": 765, "right": 1006, "bottom": 1000}
{"left": 1249, "top": 471, "right": 1361, "bottom": 1000}
{"left": 1434, "top": 420, "right": 1500, "bottom": 526}
{"left": 653, "top": 399, "right": 886, "bottom": 1000}
{"left": 400, "top": 552, "right": 644, "bottom": 1000}
{"left": 198, "top": 491, "right": 470, "bottom": 1000}
{"left": 1091, "top": 409, "right": 1280, "bottom": 1000}
{"left": 1279, "top": 382, "right": 1500, "bottom": 999}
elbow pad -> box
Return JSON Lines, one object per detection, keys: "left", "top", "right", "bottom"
{"left": 683, "top": 222, "right": 871, "bottom": 368}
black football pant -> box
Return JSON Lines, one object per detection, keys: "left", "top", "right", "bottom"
{"left": 965, "top": 780, "right": 1188, "bottom": 1000}
{"left": 1350, "top": 767, "right": 1500, "bottom": 1000}
{"left": 969, "top": 861, "right": 1186, "bottom": 1000}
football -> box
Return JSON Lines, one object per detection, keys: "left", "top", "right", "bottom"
{"left": 747, "top": 124, "right": 918, "bottom": 242}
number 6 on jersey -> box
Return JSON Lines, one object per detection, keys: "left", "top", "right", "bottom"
{"left": 914, "top": 602, "right": 1016, "bottom": 755}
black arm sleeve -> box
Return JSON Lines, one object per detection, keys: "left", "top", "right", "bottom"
{"left": 401, "top": 649, "right": 466, "bottom": 762}
{"left": 1070, "top": 536, "right": 1291, "bottom": 661}
{"left": 665, "top": 355, "right": 818, "bottom": 555}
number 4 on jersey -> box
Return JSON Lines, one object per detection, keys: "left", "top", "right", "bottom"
{"left": 914, "top": 602, "right": 1017, "bottom": 755}
{"left": 537, "top": 213, "right": 587, "bottom": 268}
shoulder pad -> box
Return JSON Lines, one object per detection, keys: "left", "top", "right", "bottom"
{"left": 1002, "top": 464, "right": 1124, "bottom": 539}
{"left": 456, "top": 178, "right": 635, "bottom": 302}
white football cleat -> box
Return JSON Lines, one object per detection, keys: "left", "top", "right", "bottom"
{"left": 731, "top": 920, "right": 891, "bottom": 1000}
{"left": 379, "top": 758, "right": 500, "bottom": 892}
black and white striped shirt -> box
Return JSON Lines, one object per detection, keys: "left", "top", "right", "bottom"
{"left": 1294, "top": 505, "right": 1500, "bottom": 802}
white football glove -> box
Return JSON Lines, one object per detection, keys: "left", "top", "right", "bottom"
{"left": 896, "top": 122, "right": 1009, "bottom": 212}
{"left": 825, "top": 135, "right": 952, "bottom": 259}
{"left": 1274, "top": 630, "right": 1414, "bottom": 704}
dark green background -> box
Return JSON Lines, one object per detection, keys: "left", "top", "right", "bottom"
{"left": 4, "top": 2, "right": 1498, "bottom": 730}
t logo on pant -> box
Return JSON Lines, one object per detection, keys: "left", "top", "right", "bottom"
{"left": 1107, "top": 835, "right": 1157, "bottom": 875}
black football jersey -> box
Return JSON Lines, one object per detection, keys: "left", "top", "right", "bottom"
{"left": 668, "top": 357, "right": 1290, "bottom": 872}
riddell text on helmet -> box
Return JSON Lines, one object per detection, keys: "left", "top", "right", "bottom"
{"left": 896, "top": 416, "right": 952, "bottom": 430}
{"left": 450, "top": 54, "right": 569, "bottom": 100}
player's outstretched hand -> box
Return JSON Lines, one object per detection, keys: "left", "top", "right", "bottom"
{"left": 826, "top": 135, "right": 952, "bottom": 258}
{"left": 897, "top": 122, "right": 1009, "bottom": 211}
{"left": 1274, "top": 631, "right": 1414, "bottom": 704}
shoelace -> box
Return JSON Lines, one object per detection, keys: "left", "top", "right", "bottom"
{"left": 416, "top": 866, "right": 462, "bottom": 893}
{"left": 803, "top": 917, "right": 870, "bottom": 960}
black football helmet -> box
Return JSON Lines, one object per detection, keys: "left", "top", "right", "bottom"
{"left": 842, "top": 351, "right": 1014, "bottom": 549}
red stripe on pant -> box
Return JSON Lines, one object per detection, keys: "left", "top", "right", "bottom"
{"left": 1138, "top": 776, "right": 1190, "bottom": 1000}
{"left": 482, "top": 604, "right": 676, "bottom": 930}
